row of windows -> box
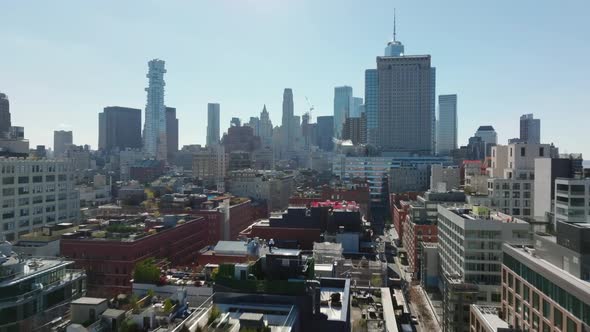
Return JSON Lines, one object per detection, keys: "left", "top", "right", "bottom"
{"left": 503, "top": 253, "right": 590, "bottom": 323}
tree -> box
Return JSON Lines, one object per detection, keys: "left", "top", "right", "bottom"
{"left": 120, "top": 319, "right": 139, "bottom": 332}
{"left": 133, "top": 258, "right": 161, "bottom": 284}
{"left": 163, "top": 298, "right": 173, "bottom": 313}
{"left": 207, "top": 305, "right": 221, "bottom": 324}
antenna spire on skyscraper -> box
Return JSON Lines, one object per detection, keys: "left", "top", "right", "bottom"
{"left": 393, "top": 8, "right": 397, "bottom": 42}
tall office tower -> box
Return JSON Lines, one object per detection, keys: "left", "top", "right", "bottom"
{"left": 54, "top": 130, "right": 73, "bottom": 157}
{"left": 520, "top": 113, "right": 540, "bottom": 144}
{"left": 474, "top": 125, "right": 498, "bottom": 156}
{"left": 0, "top": 93, "right": 10, "bottom": 138}
{"left": 351, "top": 97, "right": 364, "bottom": 118}
{"left": 281, "top": 88, "right": 294, "bottom": 155}
{"left": 206, "top": 103, "right": 221, "bottom": 147}
{"left": 365, "top": 69, "right": 378, "bottom": 146}
{"left": 316, "top": 116, "right": 334, "bottom": 152}
{"left": 384, "top": 10, "right": 404, "bottom": 57}
{"left": 142, "top": 59, "right": 167, "bottom": 161}
{"left": 333, "top": 86, "right": 353, "bottom": 139}
{"left": 376, "top": 55, "right": 435, "bottom": 155}
{"left": 166, "top": 107, "right": 178, "bottom": 161}
{"left": 258, "top": 105, "right": 273, "bottom": 148}
{"left": 98, "top": 106, "right": 142, "bottom": 151}
{"left": 436, "top": 94, "right": 458, "bottom": 156}
{"left": 248, "top": 116, "right": 260, "bottom": 136}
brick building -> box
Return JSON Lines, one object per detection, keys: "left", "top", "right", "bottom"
{"left": 60, "top": 216, "right": 208, "bottom": 297}
{"left": 390, "top": 192, "right": 420, "bottom": 243}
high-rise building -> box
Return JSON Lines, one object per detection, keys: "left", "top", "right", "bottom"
{"left": 474, "top": 126, "right": 497, "bottom": 157}
{"left": 258, "top": 105, "right": 273, "bottom": 148}
{"left": 376, "top": 55, "right": 435, "bottom": 154}
{"left": 364, "top": 69, "right": 378, "bottom": 146}
{"left": 53, "top": 130, "right": 73, "bottom": 157}
{"left": 206, "top": 103, "right": 221, "bottom": 147}
{"left": 166, "top": 107, "right": 179, "bottom": 160}
{"left": 316, "top": 116, "right": 334, "bottom": 152}
{"left": 351, "top": 97, "right": 364, "bottom": 118}
{"left": 333, "top": 86, "right": 353, "bottom": 139}
{"left": 142, "top": 59, "right": 167, "bottom": 161}
{"left": 437, "top": 94, "right": 458, "bottom": 156}
{"left": 98, "top": 106, "right": 142, "bottom": 151}
{"left": 0, "top": 93, "right": 10, "bottom": 138}
{"left": 520, "top": 113, "right": 541, "bottom": 144}
{"left": 281, "top": 88, "right": 294, "bottom": 156}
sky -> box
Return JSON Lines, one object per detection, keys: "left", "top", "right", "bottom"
{"left": 1, "top": 0, "right": 589, "bottom": 157}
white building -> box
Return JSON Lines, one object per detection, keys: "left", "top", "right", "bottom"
{"left": 192, "top": 145, "right": 226, "bottom": 190}
{"left": 142, "top": 59, "right": 167, "bottom": 161}
{"left": 438, "top": 205, "right": 531, "bottom": 332}
{"left": 226, "top": 169, "right": 294, "bottom": 212}
{"left": 430, "top": 164, "right": 460, "bottom": 192}
{"left": 0, "top": 158, "right": 80, "bottom": 241}
{"left": 436, "top": 94, "right": 457, "bottom": 156}
{"left": 487, "top": 143, "right": 555, "bottom": 222}
{"left": 554, "top": 177, "right": 590, "bottom": 225}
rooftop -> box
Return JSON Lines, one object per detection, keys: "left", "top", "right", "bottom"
{"left": 71, "top": 297, "right": 107, "bottom": 306}
{"left": 471, "top": 305, "right": 509, "bottom": 330}
{"left": 446, "top": 206, "right": 528, "bottom": 224}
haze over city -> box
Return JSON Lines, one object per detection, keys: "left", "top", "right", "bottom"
{"left": 1, "top": 0, "right": 588, "bottom": 156}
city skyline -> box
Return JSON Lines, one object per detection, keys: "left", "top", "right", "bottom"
{"left": 1, "top": 1, "right": 588, "bottom": 157}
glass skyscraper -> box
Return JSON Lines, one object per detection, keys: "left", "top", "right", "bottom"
{"left": 437, "top": 94, "right": 458, "bottom": 156}
{"left": 333, "top": 86, "right": 353, "bottom": 139}
{"left": 365, "top": 69, "right": 378, "bottom": 147}
{"left": 143, "top": 59, "right": 167, "bottom": 161}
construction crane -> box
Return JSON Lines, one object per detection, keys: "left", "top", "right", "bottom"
{"left": 304, "top": 96, "right": 314, "bottom": 122}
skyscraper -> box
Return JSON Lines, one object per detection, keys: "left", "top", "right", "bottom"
{"left": 98, "top": 106, "right": 142, "bottom": 151}
{"left": 0, "top": 93, "right": 10, "bottom": 138}
{"left": 351, "top": 97, "right": 364, "bottom": 118}
{"left": 333, "top": 86, "right": 353, "bottom": 139}
{"left": 258, "top": 105, "right": 273, "bottom": 148}
{"left": 376, "top": 55, "right": 435, "bottom": 155}
{"left": 365, "top": 69, "right": 378, "bottom": 146}
{"left": 520, "top": 113, "right": 541, "bottom": 144}
{"left": 166, "top": 107, "right": 179, "bottom": 160}
{"left": 143, "top": 59, "right": 167, "bottom": 161}
{"left": 206, "top": 103, "right": 220, "bottom": 147}
{"left": 281, "top": 88, "right": 294, "bottom": 155}
{"left": 437, "top": 94, "right": 458, "bottom": 156}
{"left": 54, "top": 130, "right": 73, "bottom": 157}
{"left": 316, "top": 116, "right": 334, "bottom": 152}
{"left": 474, "top": 125, "right": 498, "bottom": 157}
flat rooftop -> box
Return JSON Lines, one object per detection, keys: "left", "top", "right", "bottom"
{"left": 0, "top": 256, "right": 72, "bottom": 286}
{"left": 71, "top": 297, "right": 107, "bottom": 305}
{"left": 471, "top": 305, "right": 509, "bottom": 330}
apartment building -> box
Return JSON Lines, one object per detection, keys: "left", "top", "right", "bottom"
{"left": 1, "top": 158, "right": 80, "bottom": 241}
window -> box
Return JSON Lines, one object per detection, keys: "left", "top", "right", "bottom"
{"left": 516, "top": 278, "right": 521, "bottom": 294}
{"left": 521, "top": 147, "right": 526, "bottom": 156}
{"left": 513, "top": 208, "right": 521, "bottom": 215}
{"left": 18, "top": 176, "right": 29, "bottom": 184}
{"left": 32, "top": 176, "right": 43, "bottom": 183}
{"left": 510, "top": 148, "right": 513, "bottom": 157}
{"left": 532, "top": 292, "right": 539, "bottom": 309}
{"left": 2, "top": 188, "right": 15, "bottom": 196}
{"left": 2, "top": 177, "right": 14, "bottom": 185}
{"left": 567, "top": 317, "right": 577, "bottom": 332}
{"left": 542, "top": 300, "right": 550, "bottom": 318}
{"left": 554, "top": 308, "right": 562, "bottom": 328}
{"left": 539, "top": 147, "right": 544, "bottom": 157}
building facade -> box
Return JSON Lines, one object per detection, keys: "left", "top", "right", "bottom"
{"left": 207, "top": 103, "right": 221, "bottom": 147}
{"left": 520, "top": 113, "right": 541, "bottom": 144}
{"left": 333, "top": 86, "right": 353, "bottom": 139}
{"left": 0, "top": 158, "right": 80, "bottom": 242}
{"left": 165, "top": 107, "right": 179, "bottom": 161}
{"left": 376, "top": 55, "right": 435, "bottom": 154}
{"left": 98, "top": 106, "right": 142, "bottom": 152}
{"left": 437, "top": 94, "right": 458, "bottom": 156}
{"left": 53, "top": 130, "right": 73, "bottom": 158}
{"left": 364, "top": 69, "right": 378, "bottom": 147}
{"left": 554, "top": 177, "right": 590, "bottom": 225}
{"left": 438, "top": 205, "right": 531, "bottom": 332}
{"left": 281, "top": 88, "right": 294, "bottom": 156}
{"left": 0, "top": 93, "right": 10, "bottom": 139}
{"left": 316, "top": 116, "right": 334, "bottom": 152}
{"left": 142, "top": 59, "right": 167, "bottom": 161}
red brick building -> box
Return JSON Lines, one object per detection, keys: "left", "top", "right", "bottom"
{"left": 403, "top": 216, "right": 438, "bottom": 280}
{"left": 390, "top": 192, "right": 420, "bottom": 244}
{"left": 60, "top": 217, "right": 208, "bottom": 297}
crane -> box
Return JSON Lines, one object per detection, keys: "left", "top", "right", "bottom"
{"left": 304, "top": 96, "right": 314, "bottom": 122}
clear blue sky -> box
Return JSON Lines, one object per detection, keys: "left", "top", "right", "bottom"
{"left": 1, "top": 0, "right": 589, "bottom": 157}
